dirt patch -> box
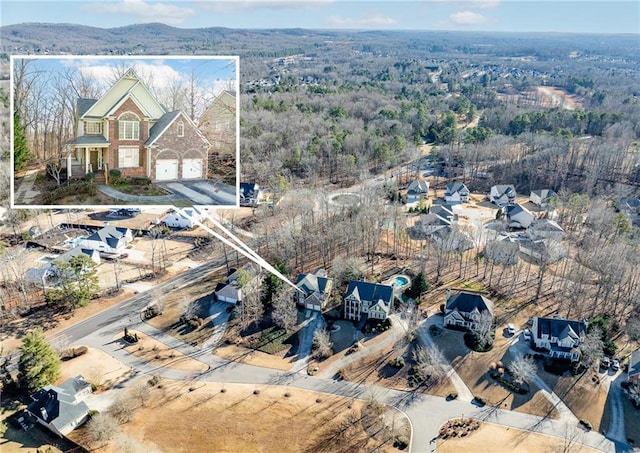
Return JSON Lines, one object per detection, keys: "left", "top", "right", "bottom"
{"left": 437, "top": 421, "right": 601, "bottom": 453}
{"left": 121, "top": 330, "right": 209, "bottom": 373}
{"left": 72, "top": 381, "right": 402, "bottom": 453}
{"left": 59, "top": 346, "right": 131, "bottom": 389}
{"left": 214, "top": 343, "right": 294, "bottom": 371}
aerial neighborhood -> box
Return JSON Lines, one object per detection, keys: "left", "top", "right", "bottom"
{"left": 2, "top": 15, "right": 640, "bottom": 453}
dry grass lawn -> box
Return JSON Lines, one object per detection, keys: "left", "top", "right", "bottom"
{"left": 122, "top": 330, "right": 209, "bottom": 372}
{"left": 73, "top": 381, "right": 404, "bottom": 453}
{"left": 214, "top": 343, "right": 295, "bottom": 371}
{"left": 437, "top": 421, "right": 600, "bottom": 453}
{"left": 433, "top": 327, "right": 558, "bottom": 419}
{"left": 59, "top": 346, "right": 132, "bottom": 389}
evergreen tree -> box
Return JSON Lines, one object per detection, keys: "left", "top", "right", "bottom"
{"left": 17, "top": 329, "right": 61, "bottom": 393}
{"left": 13, "top": 111, "right": 31, "bottom": 172}
{"left": 406, "top": 272, "right": 429, "bottom": 300}
{"left": 46, "top": 254, "right": 100, "bottom": 310}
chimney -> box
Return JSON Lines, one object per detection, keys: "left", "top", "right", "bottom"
{"left": 40, "top": 407, "right": 48, "bottom": 420}
{"left": 446, "top": 288, "right": 451, "bottom": 301}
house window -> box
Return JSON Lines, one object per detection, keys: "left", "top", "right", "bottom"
{"left": 118, "top": 112, "right": 140, "bottom": 140}
{"left": 118, "top": 147, "right": 139, "bottom": 168}
{"left": 177, "top": 121, "right": 184, "bottom": 137}
{"left": 85, "top": 121, "right": 102, "bottom": 135}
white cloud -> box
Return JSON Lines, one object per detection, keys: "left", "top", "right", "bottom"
{"left": 428, "top": 0, "right": 500, "bottom": 8}
{"left": 449, "top": 10, "right": 496, "bottom": 25}
{"left": 83, "top": 0, "right": 194, "bottom": 26}
{"left": 202, "top": 0, "right": 334, "bottom": 13}
{"left": 72, "top": 61, "right": 185, "bottom": 92}
{"left": 328, "top": 12, "right": 398, "bottom": 28}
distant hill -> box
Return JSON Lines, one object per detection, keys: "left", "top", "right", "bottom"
{"left": 1, "top": 22, "right": 638, "bottom": 61}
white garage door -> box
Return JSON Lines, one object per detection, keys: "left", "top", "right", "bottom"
{"left": 182, "top": 158, "right": 203, "bottom": 179}
{"left": 156, "top": 159, "right": 178, "bottom": 180}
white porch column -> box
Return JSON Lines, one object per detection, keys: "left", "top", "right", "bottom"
{"left": 85, "top": 147, "right": 90, "bottom": 173}
{"left": 67, "top": 152, "right": 72, "bottom": 178}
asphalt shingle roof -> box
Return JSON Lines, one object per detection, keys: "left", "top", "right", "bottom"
{"left": 446, "top": 292, "right": 494, "bottom": 316}
{"left": 145, "top": 111, "right": 182, "bottom": 146}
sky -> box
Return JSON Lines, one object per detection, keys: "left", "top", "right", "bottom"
{"left": 1, "top": 0, "right": 638, "bottom": 34}
{"left": 15, "top": 56, "right": 238, "bottom": 98}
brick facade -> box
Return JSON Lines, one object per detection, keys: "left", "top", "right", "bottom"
{"left": 150, "top": 112, "right": 208, "bottom": 180}
{"left": 107, "top": 98, "right": 150, "bottom": 177}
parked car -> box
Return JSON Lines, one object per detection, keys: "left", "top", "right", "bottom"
{"left": 522, "top": 328, "right": 531, "bottom": 341}
{"left": 612, "top": 359, "right": 620, "bottom": 371}
{"left": 600, "top": 357, "right": 611, "bottom": 369}
{"left": 507, "top": 323, "right": 516, "bottom": 335}
{"left": 119, "top": 253, "right": 129, "bottom": 259}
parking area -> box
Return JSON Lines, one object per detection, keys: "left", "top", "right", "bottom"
{"left": 158, "top": 180, "right": 237, "bottom": 206}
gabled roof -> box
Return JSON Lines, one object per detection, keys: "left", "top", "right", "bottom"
{"left": 145, "top": 111, "right": 182, "bottom": 146}
{"left": 446, "top": 292, "right": 494, "bottom": 316}
{"left": 84, "top": 225, "right": 129, "bottom": 248}
{"left": 629, "top": 350, "right": 640, "bottom": 378}
{"left": 407, "top": 180, "right": 429, "bottom": 195}
{"left": 345, "top": 281, "right": 393, "bottom": 306}
{"left": 430, "top": 204, "right": 454, "bottom": 219}
{"left": 418, "top": 212, "right": 451, "bottom": 227}
{"left": 534, "top": 316, "right": 587, "bottom": 341}
{"left": 530, "top": 219, "right": 564, "bottom": 232}
{"left": 295, "top": 272, "right": 332, "bottom": 297}
{"left": 492, "top": 184, "right": 516, "bottom": 197}
{"left": 445, "top": 182, "right": 469, "bottom": 196}
{"left": 240, "top": 182, "right": 260, "bottom": 198}
{"left": 530, "top": 189, "right": 557, "bottom": 200}
{"left": 56, "top": 247, "right": 98, "bottom": 264}
{"left": 77, "top": 98, "right": 98, "bottom": 117}
{"left": 505, "top": 203, "right": 535, "bottom": 224}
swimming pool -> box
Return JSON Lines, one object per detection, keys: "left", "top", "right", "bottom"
{"left": 393, "top": 275, "right": 410, "bottom": 288}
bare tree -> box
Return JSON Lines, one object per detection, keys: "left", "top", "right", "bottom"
{"left": 580, "top": 326, "right": 604, "bottom": 368}
{"left": 412, "top": 343, "right": 446, "bottom": 386}
{"left": 87, "top": 413, "right": 118, "bottom": 446}
{"left": 271, "top": 288, "right": 297, "bottom": 332}
{"left": 312, "top": 328, "right": 333, "bottom": 359}
{"left": 470, "top": 311, "right": 494, "bottom": 349}
{"left": 508, "top": 353, "right": 536, "bottom": 385}
{"left": 131, "top": 380, "right": 151, "bottom": 408}
{"left": 109, "top": 395, "right": 135, "bottom": 423}
{"left": 240, "top": 285, "right": 264, "bottom": 328}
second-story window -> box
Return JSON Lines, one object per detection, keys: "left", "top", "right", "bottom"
{"left": 177, "top": 121, "right": 184, "bottom": 137}
{"left": 85, "top": 121, "right": 102, "bottom": 135}
{"left": 118, "top": 112, "right": 140, "bottom": 140}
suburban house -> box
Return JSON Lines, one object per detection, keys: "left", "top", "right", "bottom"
{"left": 406, "top": 180, "right": 429, "bottom": 204}
{"left": 199, "top": 90, "right": 236, "bottom": 157}
{"left": 214, "top": 263, "right": 262, "bottom": 305}
{"left": 504, "top": 203, "right": 536, "bottom": 229}
{"left": 489, "top": 184, "right": 517, "bottom": 207}
{"left": 26, "top": 375, "right": 92, "bottom": 437}
{"left": 26, "top": 247, "right": 101, "bottom": 286}
{"left": 444, "top": 182, "right": 470, "bottom": 204}
{"left": 528, "top": 218, "right": 565, "bottom": 241}
{"left": 343, "top": 281, "right": 394, "bottom": 322}
{"left": 628, "top": 350, "right": 640, "bottom": 383}
{"left": 518, "top": 238, "right": 567, "bottom": 263}
{"left": 531, "top": 316, "right": 587, "bottom": 362}
{"left": 443, "top": 291, "right": 494, "bottom": 331}
{"left": 240, "top": 182, "right": 262, "bottom": 207}
{"left": 294, "top": 269, "right": 333, "bottom": 311}
{"left": 80, "top": 225, "right": 133, "bottom": 254}
{"left": 162, "top": 206, "right": 205, "bottom": 229}
{"left": 410, "top": 212, "right": 452, "bottom": 238}
{"left": 530, "top": 189, "right": 557, "bottom": 208}
{"left": 430, "top": 204, "right": 455, "bottom": 220}
{"left": 64, "top": 68, "right": 210, "bottom": 182}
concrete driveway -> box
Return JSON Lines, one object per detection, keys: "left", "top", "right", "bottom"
{"left": 157, "top": 180, "right": 237, "bottom": 206}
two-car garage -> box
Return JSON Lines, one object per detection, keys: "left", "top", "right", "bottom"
{"left": 154, "top": 157, "right": 204, "bottom": 180}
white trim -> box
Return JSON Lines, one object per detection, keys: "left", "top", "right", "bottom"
{"left": 106, "top": 88, "right": 154, "bottom": 119}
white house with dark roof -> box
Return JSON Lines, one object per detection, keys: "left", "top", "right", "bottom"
{"left": 530, "top": 189, "right": 557, "bottom": 208}
{"left": 444, "top": 182, "right": 470, "bottom": 204}
{"left": 294, "top": 270, "right": 333, "bottom": 311}
{"left": 531, "top": 316, "right": 587, "bottom": 362}
{"left": 80, "top": 225, "right": 132, "bottom": 254}
{"left": 406, "top": 180, "right": 429, "bottom": 204}
{"left": 343, "top": 281, "right": 394, "bottom": 322}
{"left": 240, "top": 182, "right": 262, "bottom": 207}
{"left": 26, "top": 246, "right": 101, "bottom": 286}
{"left": 162, "top": 207, "right": 205, "bottom": 229}
{"left": 444, "top": 291, "right": 494, "bottom": 331}
{"left": 504, "top": 203, "right": 536, "bottom": 229}
{"left": 26, "top": 375, "right": 92, "bottom": 437}
{"left": 214, "top": 262, "right": 262, "bottom": 305}
{"left": 528, "top": 218, "right": 565, "bottom": 241}
{"left": 490, "top": 184, "right": 517, "bottom": 207}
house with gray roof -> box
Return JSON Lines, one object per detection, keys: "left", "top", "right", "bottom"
{"left": 530, "top": 189, "right": 557, "bottom": 208}
{"left": 531, "top": 316, "right": 587, "bottom": 362}
{"left": 80, "top": 225, "right": 132, "bottom": 254}
{"left": 444, "top": 182, "right": 470, "bottom": 204}
{"left": 26, "top": 375, "right": 92, "bottom": 437}
{"left": 444, "top": 291, "right": 494, "bottom": 331}
{"left": 343, "top": 281, "right": 394, "bottom": 322}
{"left": 490, "top": 184, "right": 517, "bottom": 207}
{"left": 214, "top": 262, "right": 262, "bottom": 305}
{"left": 528, "top": 218, "right": 564, "bottom": 241}
{"left": 294, "top": 270, "right": 333, "bottom": 311}
{"left": 26, "top": 246, "right": 101, "bottom": 287}
{"left": 64, "top": 68, "right": 210, "bottom": 181}
{"left": 504, "top": 203, "right": 536, "bottom": 229}
{"left": 406, "top": 180, "right": 429, "bottom": 204}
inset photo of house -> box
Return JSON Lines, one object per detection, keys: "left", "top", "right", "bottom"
{"left": 11, "top": 55, "right": 239, "bottom": 208}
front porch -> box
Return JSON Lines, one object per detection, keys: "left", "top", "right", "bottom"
{"left": 65, "top": 145, "right": 109, "bottom": 180}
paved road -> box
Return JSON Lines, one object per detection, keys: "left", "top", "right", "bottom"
{"left": 603, "top": 370, "right": 627, "bottom": 443}
{"left": 290, "top": 310, "right": 324, "bottom": 373}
